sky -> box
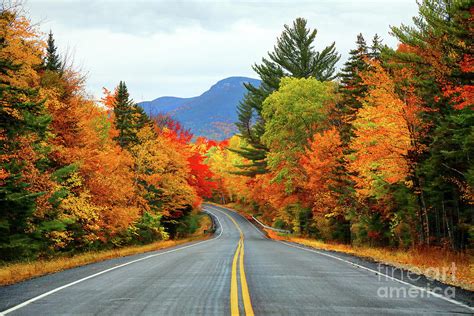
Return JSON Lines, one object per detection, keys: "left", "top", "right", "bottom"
{"left": 26, "top": 0, "right": 419, "bottom": 102}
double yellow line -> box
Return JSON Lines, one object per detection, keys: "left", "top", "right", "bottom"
{"left": 213, "top": 208, "right": 254, "bottom": 316}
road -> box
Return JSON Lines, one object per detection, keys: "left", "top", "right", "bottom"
{"left": 1, "top": 204, "right": 472, "bottom": 315}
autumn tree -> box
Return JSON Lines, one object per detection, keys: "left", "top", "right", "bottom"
{"left": 0, "top": 7, "right": 53, "bottom": 259}
{"left": 300, "top": 128, "right": 349, "bottom": 241}
{"left": 234, "top": 18, "right": 340, "bottom": 176}
{"left": 349, "top": 62, "right": 416, "bottom": 198}
{"left": 205, "top": 136, "right": 251, "bottom": 204}
{"left": 261, "top": 77, "right": 335, "bottom": 191}
{"left": 387, "top": 0, "right": 473, "bottom": 249}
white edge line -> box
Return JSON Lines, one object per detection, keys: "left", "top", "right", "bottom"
{"left": 278, "top": 240, "right": 473, "bottom": 312}
{"left": 1, "top": 209, "right": 223, "bottom": 315}
{"left": 207, "top": 204, "right": 473, "bottom": 312}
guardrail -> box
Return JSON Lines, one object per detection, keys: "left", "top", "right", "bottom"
{"left": 202, "top": 210, "right": 217, "bottom": 234}
{"left": 251, "top": 216, "right": 291, "bottom": 234}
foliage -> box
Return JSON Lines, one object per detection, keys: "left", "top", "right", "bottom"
{"left": 0, "top": 7, "right": 51, "bottom": 259}
{"left": 218, "top": 0, "right": 473, "bottom": 251}
{"left": 234, "top": 17, "right": 340, "bottom": 176}
{"left": 0, "top": 5, "right": 215, "bottom": 261}
{"left": 43, "top": 31, "right": 62, "bottom": 72}
{"left": 262, "top": 77, "right": 335, "bottom": 191}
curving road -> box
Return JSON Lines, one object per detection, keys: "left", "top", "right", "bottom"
{"left": 0, "top": 204, "right": 472, "bottom": 315}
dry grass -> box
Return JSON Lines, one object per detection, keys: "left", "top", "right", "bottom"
{"left": 264, "top": 229, "right": 286, "bottom": 241}
{"left": 0, "top": 214, "right": 213, "bottom": 286}
{"left": 268, "top": 233, "right": 473, "bottom": 291}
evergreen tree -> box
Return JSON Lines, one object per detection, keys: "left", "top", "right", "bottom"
{"left": 370, "top": 34, "right": 382, "bottom": 60}
{"left": 44, "top": 30, "right": 62, "bottom": 72}
{"left": 0, "top": 10, "right": 51, "bottom": 259}
{"left": 388, "top": 0, "right": 473, "bottom": 249}
{"left": 337, "top": 33, "right": 369, "bottom": 144}
{"left": 234, "top": 18, "right": 340, "bottom": 176}
{"left": 113, "top": 81, "right": 135, "bottom": 148}
{"left": 113, "top": 81, "right": 150, "bottom": 149}
{"left": 327, "top": 34, "right": 371, "bottom": 244}
{"left": 337, "top": 33, "right": 383, "bottom": 144}
{"left": 420, "top": 109, "right": 474, "bottom": 250}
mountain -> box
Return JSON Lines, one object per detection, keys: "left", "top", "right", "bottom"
{"left": 138, "top": 76, "right": 261, "bottom": 140}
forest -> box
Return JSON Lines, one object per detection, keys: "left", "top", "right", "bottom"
{"left": 0, "top": 0, "right": 472, "bottom": 264}
{"left": 206, "top": 0, "right": 473, "bottom": 252}
{"left": 0, "top": 4, "right": 217, "bottom": 261}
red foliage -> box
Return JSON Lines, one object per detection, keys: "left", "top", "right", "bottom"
{"left": 153, "top": 115, "right": 193, "bottom": 144}
{"left": 187, "top": 152, "right": 217, "bottom": 199}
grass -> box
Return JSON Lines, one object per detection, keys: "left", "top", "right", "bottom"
{"left": 0, "top": 214, "right": 213, "bottom": 286}
{"left": 265, "top": 230, "right": 473, "bottom": 291}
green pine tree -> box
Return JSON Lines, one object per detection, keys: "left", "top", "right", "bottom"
{"left": 113, "top": 81, "right": 150, "bottom": 149}
{"left": 369, "top": 34, "right": 382, "bottom": 60}
{"left": 337, "top": 33, "right": 369, "bottom": 144}
{"left": 0, "top": 11, "right": 51, "bottom": 259}
{"left": 44, "top": 30, "right": 62, "bottom": 72}
{"left": 388, "top": 0, "right": 473, "bottom": 249}
{"left": 234, "top": 18, "right": 340, "bottom": 176}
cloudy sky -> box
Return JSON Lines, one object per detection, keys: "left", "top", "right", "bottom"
{"left": 26, "top": 0, "right": 419, "bottom": 102}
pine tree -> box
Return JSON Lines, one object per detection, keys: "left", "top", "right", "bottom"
{"left": 0, "top": 9, "right": 51, "bottom": 259}
{"left": 44, "top": 30, "right": 62, "bottom": 72}
{"left": 388, "top": 0, "right": 473, "bottom": 249}
{"left": 113, "top": 81, "right": 150, "bottom": 149}
{"left": 337, "top": 34, "right": 369, "bottom": 143}
{"left": 113, "top": 81, "right": 135, "bottom": 148}
{"left": 370, "top": 34, "right": 382, "bottom": 60}
{"left": 234, "top": 18, "right": 340, "bottom": 176}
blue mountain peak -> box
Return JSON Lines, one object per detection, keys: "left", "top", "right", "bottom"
{"left": 138, "top": 76, "right": 261, "bottom": 140}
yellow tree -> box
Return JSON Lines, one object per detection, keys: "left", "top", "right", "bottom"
{"left": 132, "top": 125, "right": 196, "bottom": 218}
{"left": 205, "top": 136, "right": 251, "bottom": 204}
{"left": 349, "top": 61, "right": 419, "bottom": 200}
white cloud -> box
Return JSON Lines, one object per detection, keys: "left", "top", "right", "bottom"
{"left": 26, "top": 0, "right": 418, "bottom": 101}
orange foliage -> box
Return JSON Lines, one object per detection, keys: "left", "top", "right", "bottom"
{"left": 349, "top": 61, "right": 418, "bottom": 197}
{"left": 41, "top": 73, "right": 142, "bottom": 239}
{"left": 0, "top": 10, "right": 43, "bottom": 90}
{"left": 300, "top": 128, "right": 343, "bottom": 214}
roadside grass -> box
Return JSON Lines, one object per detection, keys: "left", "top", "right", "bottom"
{"left": 266, "top": 231, "right": 473, "bottom": 291}
{"left": 0, "top": 214, "right": 213, "bottom": 286}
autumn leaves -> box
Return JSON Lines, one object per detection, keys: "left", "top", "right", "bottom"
{"left": 0, "top": 7, "right": 216, "bottom": 260}
{"left": 207, "top": 2, "right": 473, "bottom": 250}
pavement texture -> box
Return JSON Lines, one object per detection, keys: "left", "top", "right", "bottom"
{"left": 0, "top": 204, "right": 472, "bottom": 315}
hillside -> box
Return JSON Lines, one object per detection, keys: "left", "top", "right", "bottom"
{"left": 138, "top": 76, "right": 261, "bottom": 140}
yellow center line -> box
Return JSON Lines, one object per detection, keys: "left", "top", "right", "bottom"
{"left": 209, "top": 207, "right": 254, "bottom": 316}
{"left": 231, "top": 240, "right": 242, "bottom": 316}
{"left": 239, "top": 238, "right": 255, "bottom": 316}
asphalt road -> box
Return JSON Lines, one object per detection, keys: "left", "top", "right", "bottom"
{"left": 1, "top": 204, "right": 472, "bottom": 315}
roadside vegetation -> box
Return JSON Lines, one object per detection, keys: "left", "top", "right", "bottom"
{"left": 202, "top": 0, "right": 473, "bottom": 291}
{"left": 0, "top": 214, "right": 212, "bottom": 286}
{"left": 1, "top": 0, "right": 472, "bottom": 288}
{"left": 1, "top": 4, "right": 216, "bottom": 265}
{"left": 205, "top": 1, "right": 472, "bottom": 256}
